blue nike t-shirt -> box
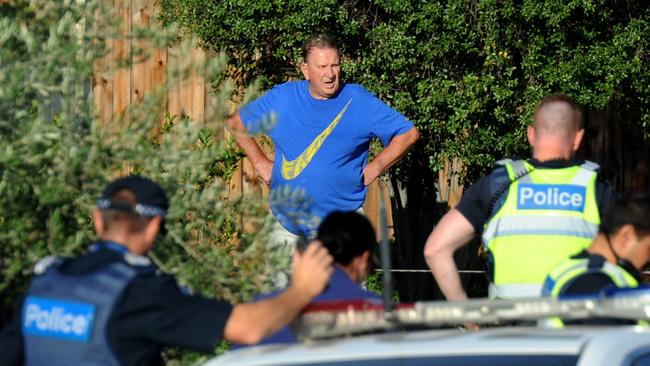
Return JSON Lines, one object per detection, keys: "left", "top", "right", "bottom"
{"left": 240, "top": 80, "right": 413, "bottom": 235}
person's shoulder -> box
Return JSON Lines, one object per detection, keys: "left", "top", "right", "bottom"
{"left": 121, "top": 269, "right": 189, "bottom": 311}
{"left": 340, "top": 83, "right": 373, "bottom": 98}
{"left": 478, "top": 157, "right": 519, "bottom": 184}
{"left": 272, "top": 80, "right": 305, "bottom": 92}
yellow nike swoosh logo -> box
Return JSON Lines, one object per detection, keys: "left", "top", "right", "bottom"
{"left": 281, "top": 99, "right": 352, "bottom": 180}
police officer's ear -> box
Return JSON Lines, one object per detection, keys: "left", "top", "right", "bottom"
{"left": 92, "top": 208, "right": 105, "bottom": 236}
{"left": 616, "top": 224, "right": 637, "bottom": 250}
{"left": 144, "top": 216, "right": 162, "bottom": 243}
{"left": 349, "top": 250, "right": 371, "bottom": 284}
{"left": 572, "top": 128, "right": 585, "bottom": 152}
{"left": 527, "top": 125, "right": 536, "bottom": 148}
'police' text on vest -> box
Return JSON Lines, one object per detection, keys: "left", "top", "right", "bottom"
{"left": 517, "top": 184, "right": 586, "bottom": 212}
{"left": 22, "top": 296, "right": 95, "bottom": 342}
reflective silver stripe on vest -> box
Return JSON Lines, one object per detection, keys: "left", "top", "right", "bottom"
{"left": 580, "top": 160, "right": 600, "bottom": 171}
{"left": 509, "top": 160, "right": 532, "bottom": 183}
{"left": 555, "top": 260, "right": 635, "bottom": 288}
{"left": 571, "top": 162, "right": 598, "bottom": 186}
{"left": 601, "top": 262, "right": 636, "bottom": 286}
{"left": 483, "top": 215, "right": 599, "bottom": 245}
{"left": 489, "top": 283, "right": 542, "bottom": 299}
{"left": 550, "top": 259, "right": 637, "bottom": 297}
{"left": 551, "top": 261, "right": 588, "bottom": 284}
{"left": 495, "top": 158, "right": 513, "bottom": 166}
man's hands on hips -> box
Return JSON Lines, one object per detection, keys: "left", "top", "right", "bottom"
{"left": 254, "top": 158, "right": 273, "bottom": 184}
{"left": 291, "top": 241, "right": 333, "bottom": 298}
{"left": 363, "top": 163, "right": 381, "bottom": 186}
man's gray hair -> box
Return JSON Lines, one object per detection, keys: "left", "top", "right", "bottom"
{"left": 301, "top": 34, "right": 340, "bottom": 62}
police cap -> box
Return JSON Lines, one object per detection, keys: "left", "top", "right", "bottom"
{"left": 97, "top": 175, "right": 169, "bottom": 233}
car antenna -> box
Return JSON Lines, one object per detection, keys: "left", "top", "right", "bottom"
{"left": 378, "top": 176, "right": 395, "bottom": 322}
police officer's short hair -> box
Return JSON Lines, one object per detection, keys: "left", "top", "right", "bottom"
{"left": 600, "top": 194, "right": 650, "bottom": 237}
{"left": 533, "top": 94, "right": 584, "bottom": 132}
{"left": 301, "top": 34, "right": 340, "bottom": 63}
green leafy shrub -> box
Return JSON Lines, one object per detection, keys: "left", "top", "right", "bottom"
{"left": 160, "top": 0, "right": 650, "bottom": 182}
{"left": 0, "top": 1, "right": 280, "bottom": 362}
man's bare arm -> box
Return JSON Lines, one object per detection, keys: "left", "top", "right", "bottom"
{"left": 226, "top": 112, "right": 273, "bottom": 183}
{"left": 223, "top": 242, "right": 333, "bottom": 344}
{"left": 363, "top": 127, "right": 420, "bottom": 186}
{"left": 423, "top": 209, "right": 476, "bottom": 301}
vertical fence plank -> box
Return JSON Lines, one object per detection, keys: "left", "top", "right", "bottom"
{"left": 438, "top": 158, "right": 464, "bottom": 208}
{"left": 188, "top": 47, "right": 206, "bottom": 123}
{"left": 166, "top": 44, "right": 183, "bottom": 119}
{"left": 112, "top": 0, "right": 131, "bottom": 120}
{"left": 93, "top": 33, "right": 113, "bottom": 127}
{"left": 131, "top": 0, "right": 152, "bottom": 104}
{"left": 152, "top": 45, "right": 167, "bottom": 127}
{"left": 363, "top": 180, "right": 394, "bottom": 241}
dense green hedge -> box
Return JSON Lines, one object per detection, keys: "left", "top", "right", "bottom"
{"left": 160, "top": 0, "right": 650, "bottom": 180}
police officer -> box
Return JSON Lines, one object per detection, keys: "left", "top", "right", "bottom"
{"left": 424, "top": 95, "right": 616, "bottom": 304}
{"left": 0, "top": 175, "right": 333, "bottom": 365}
{"left": 543, "top": 194, "right": 650, "bottom": 298}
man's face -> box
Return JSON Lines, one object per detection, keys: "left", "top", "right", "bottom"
{"left": 300, "top": 47, "right": 341, "bottom": 100}
{"left": 622, "top": 233, "right": 650, "bottom": 270}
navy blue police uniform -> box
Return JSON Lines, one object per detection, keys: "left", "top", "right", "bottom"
{"left": 0, "top": 242, "right": 232, "bottom": 366}
{"left": 0, "top": 176, "right": 233, "bottom": 366}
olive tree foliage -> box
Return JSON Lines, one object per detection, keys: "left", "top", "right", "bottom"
{"left": 0, "top": 0, "right": 280, "bottom": 334}
{"left": 160, "top": 0, "right": 650, "bottom": 181}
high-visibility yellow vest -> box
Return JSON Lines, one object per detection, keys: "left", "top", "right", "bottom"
{"left": 544, "top": 255, "right": 639, "bottom": 298}
{"left": 541, "top": 254, "right": 639, "bottom": 328}
{"left": 482, "top": 159, "right": 600, "bottom": 299}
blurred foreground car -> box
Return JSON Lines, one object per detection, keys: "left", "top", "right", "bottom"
{"left": 204, "top": 288, "right": 650, "bottom": 366}
{"left": 205, "top": 325, "right": 650, "bottom": 366}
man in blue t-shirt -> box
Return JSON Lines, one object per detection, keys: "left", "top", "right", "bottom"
{"left": 226, "top": 34, "right": 419, "bottom": 258}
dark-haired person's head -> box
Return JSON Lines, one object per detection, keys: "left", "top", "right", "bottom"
{"left": 93, "top": 175, "right": 169, "bottom": 255}
{"left": 317, "top": 211, "right": 376, "bottom": 283}
{"left": 599, "top": 194, "right": 650, "bottom": 270}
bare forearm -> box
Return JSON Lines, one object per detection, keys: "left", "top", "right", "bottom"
{"left": 426, "top": 249, "right": 468, "bottom": 301}
{"left": 364, "top": 127, "right": 419, "bottom": 184}
{"left": 423, "top": 209, "right": 476, "bottom": 301}
{"left": 236, "top": 134, "right": 271, "bottom": 167}
{"left": 226, "top": 112, "right": 273, "bottom": 182}
{"left": 224, "top": 286, "right": 310, "bottom": 344}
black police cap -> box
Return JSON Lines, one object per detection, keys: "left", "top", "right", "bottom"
{"left": 97, "top": 175, "right": 169, "bottom": 233}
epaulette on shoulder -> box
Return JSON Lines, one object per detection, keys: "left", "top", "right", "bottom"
{"left": 494, "top": 158, "right": 513, "bottom": 167}
{"left": 580, "top": 160, "right": 600, "bottom": 172}
{"left": 33, "top": 256, "right": 62, "bottom": 275}
{"left": 123, "top": 252, "right": 156, "bottom": 274}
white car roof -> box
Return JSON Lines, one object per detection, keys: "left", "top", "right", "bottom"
{"left": 204, "top": 326, "right": 650, "bottom": 366}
